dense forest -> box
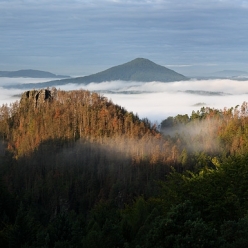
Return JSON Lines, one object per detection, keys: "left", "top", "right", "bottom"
{"left": 1, "top": 88, "right": 248, "bottom": 247}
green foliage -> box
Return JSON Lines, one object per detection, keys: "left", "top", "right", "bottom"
{"left": 220, "top": 215, "right": 248, "bottom": 247}
{"left": 161, "top": 114, "right": 190, "bottom": 129}
{"left": 7, "top": 203, "right": 39, "bottom": 247}
{"left": 145, "top": 201, "right": 220, "bottom": 248}
{"left": 82, "top": 202, "right": 123, "bottom": 248}
{"left": 161, "top": 154, "right": 248, "bottom": 227}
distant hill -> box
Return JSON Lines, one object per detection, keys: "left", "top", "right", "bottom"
{"left": 209, "top": 70, "right": 248, "bottom": 78}
{"left": 11, "top": 58, "right": 189, "bottom": 89}
{"left": 0, "top": 69, "right": 70, "bottom": 78}
{"left": 76, "top": 58, "right": 189, "bottom": 83}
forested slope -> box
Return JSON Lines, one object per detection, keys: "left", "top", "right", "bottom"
{"left": 1, "top": 88, "right": 248, "bottom": 247}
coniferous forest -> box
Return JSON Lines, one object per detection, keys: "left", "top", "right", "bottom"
{"left": 1, "top": 88, "right": 248, "bottom": 247}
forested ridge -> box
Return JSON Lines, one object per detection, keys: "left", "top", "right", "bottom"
{"left": 1, "top": 88, "right": 248, "bottom": 247}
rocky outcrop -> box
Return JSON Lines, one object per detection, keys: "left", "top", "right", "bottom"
{"left": 20, "top": 89, "right": 53, "bottom": 107}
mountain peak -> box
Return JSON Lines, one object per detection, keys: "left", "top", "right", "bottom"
{"left": 125, "top": 58, "right": 158, "bottom": 67}
{"left": 11, "top": 58, "right": 189, "bottom": 89}
{"left": 86, "top": 57, "right": 188, "bottom": 83}
{"left": 130, "top": 57, "right": 153, "bottom": 63}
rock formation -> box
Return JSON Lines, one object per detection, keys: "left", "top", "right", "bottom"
{"left": 20, "top": 89, "right": 53, "bottom": 107}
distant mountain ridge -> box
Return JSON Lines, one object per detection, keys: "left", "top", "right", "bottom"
{"left": 0, "top": 69, "right": 70, "bottom": 78}
{"left": 207, "top": 70, "right": 248, "bottom": 78}
{"left": 189, "top": 69, "right": 248, "bottom": 80}
{"left": 9, "top": 58, "right": 189, "bottom": 89}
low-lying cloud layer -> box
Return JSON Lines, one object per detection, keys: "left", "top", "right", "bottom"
{"left": 1, "top": 78, "right": 248, "bottom": 123}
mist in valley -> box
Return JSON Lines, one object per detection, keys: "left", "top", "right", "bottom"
{"left": 1, "top": 77, "right": 248, "bottom": 123}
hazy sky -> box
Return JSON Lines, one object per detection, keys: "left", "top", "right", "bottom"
{"left": 1, "top": 0, "right": 248, "bottom": 76}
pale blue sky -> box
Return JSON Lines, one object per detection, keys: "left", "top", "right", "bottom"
{"left": 0, "top": 0, "right": 247, "bottom": 76}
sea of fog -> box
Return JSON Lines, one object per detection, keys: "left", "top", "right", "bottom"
{"left": 1, "top": 77, "right": 248, "bottom": 123}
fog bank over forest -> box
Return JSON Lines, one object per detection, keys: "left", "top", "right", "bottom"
{"left": 1, "top": 78, "right": 248, "bottom": 122}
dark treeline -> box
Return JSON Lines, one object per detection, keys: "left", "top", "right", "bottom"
{"left": 1, "top": 88, "right": 248, "bottom": 247}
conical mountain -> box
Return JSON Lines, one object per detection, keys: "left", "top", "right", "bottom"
{"left": 12, "top": 58, "right": 188, "bottom": 89}
{"left": 76, "top": 58, "right": 188, "bottom": 83}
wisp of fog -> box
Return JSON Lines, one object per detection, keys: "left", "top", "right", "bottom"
{"left": 1, "top": 78, "right": 248, "bottom": 122}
